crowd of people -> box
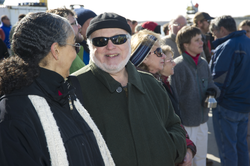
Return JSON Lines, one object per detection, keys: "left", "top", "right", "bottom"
{"left": 0, "top": 7, "right": 250, "bottom": 166}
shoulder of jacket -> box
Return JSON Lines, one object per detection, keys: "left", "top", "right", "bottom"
{"left": 174, "top": 56, "right": 184, "bottom": 64}
{"left": 137, "top": 71, "right": 163, "bottom": 86}
{"left": 71, "top": 65, "right": 91, "bottom": 77}
{"left": 137, "top": 71, "right": 159, "bottom": 83}
{"left": 199, "top": 57, "right": 209, "bottom": 65}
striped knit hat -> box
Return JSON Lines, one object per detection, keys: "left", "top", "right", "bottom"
{"left": 130, "top": 35, "right": 157, "bottom": 67}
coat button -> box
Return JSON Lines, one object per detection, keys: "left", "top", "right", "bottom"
{"left": 116, "top": 87, "right": 122, "bottom": 93}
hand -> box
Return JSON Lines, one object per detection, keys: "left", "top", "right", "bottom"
{"left": 178, "top": 148, "right": 193, "bottom": 166}
{"left": 206, "top": 88, "right": 216, "bottom": 97}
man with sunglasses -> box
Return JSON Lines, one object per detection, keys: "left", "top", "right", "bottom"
{"left": 46, "top": 8, "right": 86, "bottom": 73}
{"left": 72, "top": 12, "right": 186, "bottom": 166}
{"left": 193, "top": 12, "right": 215, "bottom": 63}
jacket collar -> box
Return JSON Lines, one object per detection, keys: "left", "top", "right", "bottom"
{"left": 89, "top": 60, "right": 146, "bottom": 94}
{"left": 182, "top": 52, "right": 201, "bottom": 68}
{"left": 36, "top": 68, "right": 76, "bottom": 106}
{"left": 212, "top": 30, "right": 246, "bottom": 48}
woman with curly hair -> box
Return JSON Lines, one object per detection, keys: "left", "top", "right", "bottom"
{"left": 0, "top": 12, "right": 114, "bottom": 166}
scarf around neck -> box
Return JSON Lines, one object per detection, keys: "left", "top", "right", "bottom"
{"left": 28, "top": 95, "right": 115, "bottom": 166}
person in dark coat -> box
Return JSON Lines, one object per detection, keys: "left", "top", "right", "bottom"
{"left": 0, "top": 12, "right": 114, "bottom": 166}
{"left": 210, "top": 15, "right": 250, "bottom": 166}
{"left": 130, "top": 29, "right": 196, "bottom": 166}
{"left": 160, "top": 45, "right": 196, "bottom": 166}
{"left": 0, "top": 15, "right": 11, "bottom": 49}
{"left": 72, "top": 12, "right": 186, "bottom": 166}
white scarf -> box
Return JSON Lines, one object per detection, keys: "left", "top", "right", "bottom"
{"left": 28, "top": 95, "right": 115, "bottom": 166}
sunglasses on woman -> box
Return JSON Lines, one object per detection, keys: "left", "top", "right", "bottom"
{"left": 149, "top": 47, "right": 164, "bottom": 57}
{"left": 92, "top": 34, "right": 130, "bottom": 47}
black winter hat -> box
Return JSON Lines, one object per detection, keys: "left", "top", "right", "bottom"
{"left": 86, "top": 12, "right": 132, "bottom": 38}
{"left": 74, "top": 8, "right": 97, "bottom": 26}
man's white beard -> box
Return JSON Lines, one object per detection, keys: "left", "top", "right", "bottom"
{"left": 90, "top": 46, "right": 131, "bottom": 74}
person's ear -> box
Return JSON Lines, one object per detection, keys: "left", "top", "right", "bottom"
{"left": 184, "top": 43, "right": 189, "bottom": 49}
{"left": 50, "top": 42, "right": 60, "bottom": 60}
{"left": 220, "top": 26, "right": 228, "bottom": 36}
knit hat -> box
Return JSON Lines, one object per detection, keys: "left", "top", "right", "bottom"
{"left": 142, "top": 21, "right": 161, "bottom": 34}
{"left": 74, "top": 8, "right": 97, "bottom": 26}
{"left": 193, "top": 12, "right": 214, "bottom": 24}
{"left": 130, "top": 35, "right": 157, "bottom": 67}
{"left": 86, "top": 12, "right": 132, "bottom": 38}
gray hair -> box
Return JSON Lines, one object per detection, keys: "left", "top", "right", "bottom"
{"left": 13, "top": 12, "right": 73, "bottom": 64}
{"left": 0, "top": 12, "right": 74, "bottom": 96}
{"left": 209, "top": 15, "right": 236, "bottom": 33}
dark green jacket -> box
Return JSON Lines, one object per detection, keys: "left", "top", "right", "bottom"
{"left": 73, "top": 61, "right": 186, "bottom": 166}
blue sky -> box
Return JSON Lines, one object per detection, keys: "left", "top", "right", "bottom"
{"left": 3, "top": 0, "right": 250, "bottom": 21}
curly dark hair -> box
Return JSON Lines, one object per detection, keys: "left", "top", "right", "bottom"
{"left": 0, "top": 12, "right": 73, "bottom": 95}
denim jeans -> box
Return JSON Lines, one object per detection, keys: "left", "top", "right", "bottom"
{"left": 212, "top": 105, "right": 249, "bottom": 166}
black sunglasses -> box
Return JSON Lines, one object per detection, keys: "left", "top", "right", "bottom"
{"left": 149, "top": 47, "right": 164, "bottom": 57}
{"left": 92, "top": 34, "right": 130, "bottom": 47}
{"left": 203, "top": 19, "right": 211, "bottom": 23}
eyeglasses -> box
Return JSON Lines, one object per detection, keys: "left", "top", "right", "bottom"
{"left": 66, "top": 43, "right": 81, "bottom": 48}
{"left": 202, "top": 19, "right": 211, "bottom": 23}
{"left": 92, "top": 34, "right": 130, "bottom": 47}
{"left": 66, "top": 43, "right": 81, "bottom": 53}
{"left": 172, "top": 23, "right": 186, "bottom": 27}
{"left": 71, "top": 19, "right": 79, "bottom": 26}
{"left": 149, "top": 47, "right": 164, "bottom": 57}
{"left": 165, "top": 58, "right": 174, "bottom": 63}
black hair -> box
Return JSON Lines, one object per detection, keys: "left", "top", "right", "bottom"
{"left": 210, "top": 15, "right": 236, "bottom": 33}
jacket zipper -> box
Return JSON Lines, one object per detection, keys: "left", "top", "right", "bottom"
{"left": 68, "top": 95, "right": 73, "bottom": 110}
{"left": 196, "top": 69, "right": 204, "bottom": 122}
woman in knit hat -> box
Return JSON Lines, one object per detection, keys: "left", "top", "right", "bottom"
{"left": 0, "top": 12, "right": 114, "bottom": 166}
{"left": 130, "top": 29, "right": 166, "bottom": 78}
{"left": 130, "top": 28, "right": 197, "bottom": 166}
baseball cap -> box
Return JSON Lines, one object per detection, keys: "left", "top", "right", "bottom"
{"left": 193, "top": 12, "right": 214, "bottom": 24}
